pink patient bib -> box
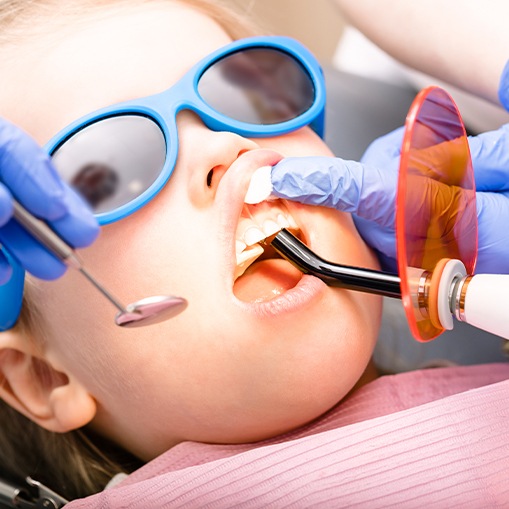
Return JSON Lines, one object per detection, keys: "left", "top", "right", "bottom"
{"left": 67, "top": 363, "right": 509, "bottom": 508}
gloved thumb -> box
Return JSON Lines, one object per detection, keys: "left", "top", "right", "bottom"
{"left": 271, "top": 156, "right": 397, "bottom": 229}
{"left": 468, "top": 123, "right": 509, "bottom": 191}
{"left": 0, "top": 118, "right": 69, "bottom": 220}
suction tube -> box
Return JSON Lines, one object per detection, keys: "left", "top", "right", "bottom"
{"left": 271, "top": 230, "right": 509, "bottom": 340}
{"left": 271, "top": 229, "right": 401, "bottom": 298}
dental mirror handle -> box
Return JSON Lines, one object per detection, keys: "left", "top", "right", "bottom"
{"left": 12, "top": 199, "right": 130, "bottom": 313}
{"left": 452, "top": 273, "right": 509, "bottom": 340}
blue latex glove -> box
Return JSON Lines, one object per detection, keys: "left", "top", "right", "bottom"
{"left": 271, "top": 128, "right": 401, "bottom": 272}
{"left": 0, "top": 117, "right": 99, "bottom": 284}
{"left": 272, "top": 124, "right": 509, "bottom": 275}
{"left": 498, "top": 59, "right": 509, "bottom": 111}
{"left": 468, "top": 124, "right": 509, "bottom": 274}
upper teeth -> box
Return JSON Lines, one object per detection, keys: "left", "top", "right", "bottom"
{"left": 234, "top": 201, "right": 298, "bottom": 280}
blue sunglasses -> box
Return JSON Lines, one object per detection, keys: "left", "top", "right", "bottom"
{"left": 0, "top": 35, "right": 326, "bottom": 330}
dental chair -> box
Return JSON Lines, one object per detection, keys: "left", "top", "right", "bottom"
{"left": 0, "top": 477, "right": 68, "bottom": 508}
{"left": 1, "top": 66, "right": 507, "bottom": 509}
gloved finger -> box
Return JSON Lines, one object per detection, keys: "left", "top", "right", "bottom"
{"left": 0, "top": 219, "right": 66, "bottom": 280}
{"left": 354, "top": 176, "right": 474, "bottom": 271}
{"left": 272, "top": 156, "right": 397, "bottom": 228}
{"left": 375, "top": 250, "right": 398, "bottom": 274}
{"left": 0, "top": 248, "right": 13, "bottom": 285}
{"left": 468, "top": 124, "right": 509, "bottom": 191}
{"left": 353, "top": 216, "right": 398, "bottom": 273}
{"left": 0, "top": 118, "right": 69, "bottom": 220}
{"left": 47, "top": 181, "right": 100, "bottom": 248}
{"left": 365, "top": 125, "right": 472, "bottom": 186}
{"left": 475, "top": 190, "right": 509, "bottom": 274}
{"left": 406, "top": 138, "right": 472, "bottom": 187}
{"left": 0, "top": 182, "right": 13, "bottom": 227}
{"left": 363, "top": 126, "right": 472, "bottom": 188}
{"left": 498, "top": 59, "right": 509, "bottom": 111}
{"left": 353, "top": 215, "right": 396, "bottom": 260}
{"left": 360, "top": 126, "right": 405, "bottom": 166}
{"left": 271, "top": 156, "right": 363, "bottom": 209}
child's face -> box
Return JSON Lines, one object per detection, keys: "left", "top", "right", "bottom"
{"left": 0, "top": 2, "right": 381, "bottom": 459}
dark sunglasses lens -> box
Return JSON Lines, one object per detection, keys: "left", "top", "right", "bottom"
{"left": 51, "top": 116, "right": 166, "bottom": 215}
{"left": 198, "top": 47, "right": 315, "bottom": 125}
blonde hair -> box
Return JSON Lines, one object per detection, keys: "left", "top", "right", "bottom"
{"left": 0, "top": 0, "right": 260, "bottom": 500}
{"left": 0, "top": 0, "right": 261, "bottom": 45}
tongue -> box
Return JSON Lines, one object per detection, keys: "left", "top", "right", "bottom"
{"left": 233, "top": 259, "right": 303, "bottom": 302}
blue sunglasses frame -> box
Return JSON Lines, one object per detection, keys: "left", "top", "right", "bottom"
{"left": 0, "top": 35, "right": 326, "bottom": 331}
{"left": 48, "top": 35, "right": 326, "bottom": 225}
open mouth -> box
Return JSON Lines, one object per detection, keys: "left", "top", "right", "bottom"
{"left": 233, "top": 200, "right": 304, "bottom": 302}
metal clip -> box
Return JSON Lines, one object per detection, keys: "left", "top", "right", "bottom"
{"left": 0, "top": 477, "right": 68, "bottom": 509}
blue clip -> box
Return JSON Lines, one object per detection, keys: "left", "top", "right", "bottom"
{"left": 0, "top": 248, "right": 24, "bottom": 331}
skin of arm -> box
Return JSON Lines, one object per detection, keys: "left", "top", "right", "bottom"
{"left": 334, "top": 0, "right": 509, "bottom": 106}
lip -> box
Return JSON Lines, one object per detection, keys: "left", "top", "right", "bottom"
{"left": 214, "top": 148, "right": 283, "bottom": 253}
{"left": 215, "top": 149, "right": 328, "bottom": 317}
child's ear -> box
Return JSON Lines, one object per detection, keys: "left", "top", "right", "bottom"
{"left": 0, "top": 329, "right": 96, "bottom": 433}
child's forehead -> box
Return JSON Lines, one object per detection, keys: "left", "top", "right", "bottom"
{"left": 0, "top": 2, "right": 233, "bottom": 144}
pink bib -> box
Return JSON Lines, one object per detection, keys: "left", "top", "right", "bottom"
{"left": 68, "top": 363, "right": 509, "bottom": 508}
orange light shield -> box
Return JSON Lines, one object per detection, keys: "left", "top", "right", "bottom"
{"left": 396, "top": 86, "right": 477, "bottom": 341}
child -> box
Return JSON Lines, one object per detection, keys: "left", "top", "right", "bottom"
{"left": 0, "top": 0, "right": 381, "bottom": 500}
{"left": 1, "top": 1, "right": 508, "bottom": 507}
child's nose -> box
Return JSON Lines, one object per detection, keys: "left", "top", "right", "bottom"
{"left": 177, "top": 112, "right": 259, "bottom": 205}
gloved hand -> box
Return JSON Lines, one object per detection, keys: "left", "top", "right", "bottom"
{"left": 468, "top": 123, "right": 509, "bottom": 274}
{"left": 498, "top": 59, "right": 509, "bottom": 111}
{"left": 0, "top": 117, "right": 99, "bottom": 284}
{"left": 271, "top": 128, "right": 402, "bottom": 272}
{"left": 271, "top": 124, "right": 509, "bottom": 275}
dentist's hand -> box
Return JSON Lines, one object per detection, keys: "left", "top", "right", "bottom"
{"left": 271, "top": 128, "right": 402, "bottom": 272}
{"left": 498, "top": 59, "right": 509, "bottom": 111}
{"left": 271, "top": 124, "right": 509, "bottom": 275}
{"left": 468, "top": 123, "right": 509, "bottom": 274}
{"left": 0, "top": 117, "right": 99, "bottom": 284}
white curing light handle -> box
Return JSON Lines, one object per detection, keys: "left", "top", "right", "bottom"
{"left": 462, "top": 274, "right": 509, "bottom": 340}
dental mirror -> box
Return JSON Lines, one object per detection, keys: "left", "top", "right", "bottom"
{"left": 12, "top": 200, "right": 188, "bottom": 328}
{"left": 113, "top": 295, "right": 188, "bottom": 327}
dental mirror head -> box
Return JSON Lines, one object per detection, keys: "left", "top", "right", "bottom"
{"left": 114, "top": 295, "right": 188, "bottom": 327}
